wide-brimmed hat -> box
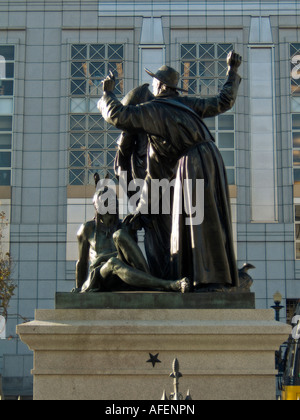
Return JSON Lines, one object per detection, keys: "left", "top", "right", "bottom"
{"left": 145, "top": 65, "right": 188, "bottom": 93}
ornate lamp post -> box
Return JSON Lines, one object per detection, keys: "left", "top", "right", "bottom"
{"left": 271, "top": 291, "right": 284, "bottom": 322}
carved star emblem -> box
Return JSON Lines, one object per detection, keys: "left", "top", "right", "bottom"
{"left": 147, "top": 353, "right": 161, "bottom": 368}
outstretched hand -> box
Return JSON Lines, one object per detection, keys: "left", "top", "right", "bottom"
{"left": 102, "top": 71, "right": 116, "bottom": 93}
{"left": 227, "top": 51, "right": 242, "bottom": 73}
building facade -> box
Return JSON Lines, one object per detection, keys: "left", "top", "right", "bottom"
{"left": 0, "top": 0, "right": 300, "bottom": 397}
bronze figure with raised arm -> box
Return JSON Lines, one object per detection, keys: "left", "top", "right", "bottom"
{"left": 98, "top": 52, "right": 242, "bottom": 292}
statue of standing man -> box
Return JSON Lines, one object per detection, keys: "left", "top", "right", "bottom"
{"left": 98, "top": 51, "right": 242, "bottom": 292}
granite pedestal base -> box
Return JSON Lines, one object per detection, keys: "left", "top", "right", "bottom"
{"left": 17, "top": 297, "right": 291, "bottom": 400}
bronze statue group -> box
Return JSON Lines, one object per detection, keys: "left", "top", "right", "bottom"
{"left": 73, "top": 51, "right": 254, "bottom": 295}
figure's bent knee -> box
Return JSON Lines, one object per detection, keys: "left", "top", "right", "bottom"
{"left": 106, "top": 256, "right": 120, "bottom": 271}
{"left": 113, "top": 229, "right": 127, "bottom": 245}
{"left": 101, "top": 257, "right": 119, "bottom": 276}
{"left": 108, "top": 256, "right": 119, "bottom": 265}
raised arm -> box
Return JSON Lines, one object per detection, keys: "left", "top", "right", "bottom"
{"left": 98, "top": 73, "right": 148, "bottom": 133}
{"left": 181, "top": 51, "right": 242, "bottom": 118}
{"left": 98, "top": 72, "right": 167, "bottom": 138}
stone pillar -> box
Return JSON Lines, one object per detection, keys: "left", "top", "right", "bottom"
{"left": 17, "top": 307, "right": 291, "bottom": 400}
{"left": 249, "top": 17, "right": 278, "bottom": 222}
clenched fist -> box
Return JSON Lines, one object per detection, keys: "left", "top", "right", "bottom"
{"left": 227, "top": 51, "right": 242, "bottom": 74}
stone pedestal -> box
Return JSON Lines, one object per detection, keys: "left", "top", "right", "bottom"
{"left": 17, "top": 302, "right": 291, "bottom": 400}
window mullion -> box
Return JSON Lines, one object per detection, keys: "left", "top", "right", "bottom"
{"left": 69, "top": 43, "right": 123, "bottom": 185}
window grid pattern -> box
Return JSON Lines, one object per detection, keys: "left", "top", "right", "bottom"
{"left": 0, "top": 45, "right": 14, "bottom": 186}
{"left": 69, "top": 44, "right": 124, "bottom": 185}
{"left": 180, "top": 43, "right": 235, "bottom": 184}
{"left": 291, "top": 44, "right": 300, "bottom": 185}
{"left": 295, "top": 205, "right": 300, "bottom": 260}
{"left": 291, "top": 45, "right": 300, "bottom": 261}
{"left": 291, "top": 43, "right": 300, "bottom": 98}
{"left": 286, "top": 298, "right": 300, "bottom": 325}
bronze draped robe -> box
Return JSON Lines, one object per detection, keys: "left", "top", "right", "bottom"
{"left": 99, "top": 70, "right": 241, "bottom": 288}
{"left": 114, "top": 85, "right": 172, "bottom": 279}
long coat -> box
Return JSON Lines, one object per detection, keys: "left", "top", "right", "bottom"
{"left": 99, "top": 70, "right": 241, "bottom": 288}
{"left": 114, "top": 85, "right": 172, "bottom": 280}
